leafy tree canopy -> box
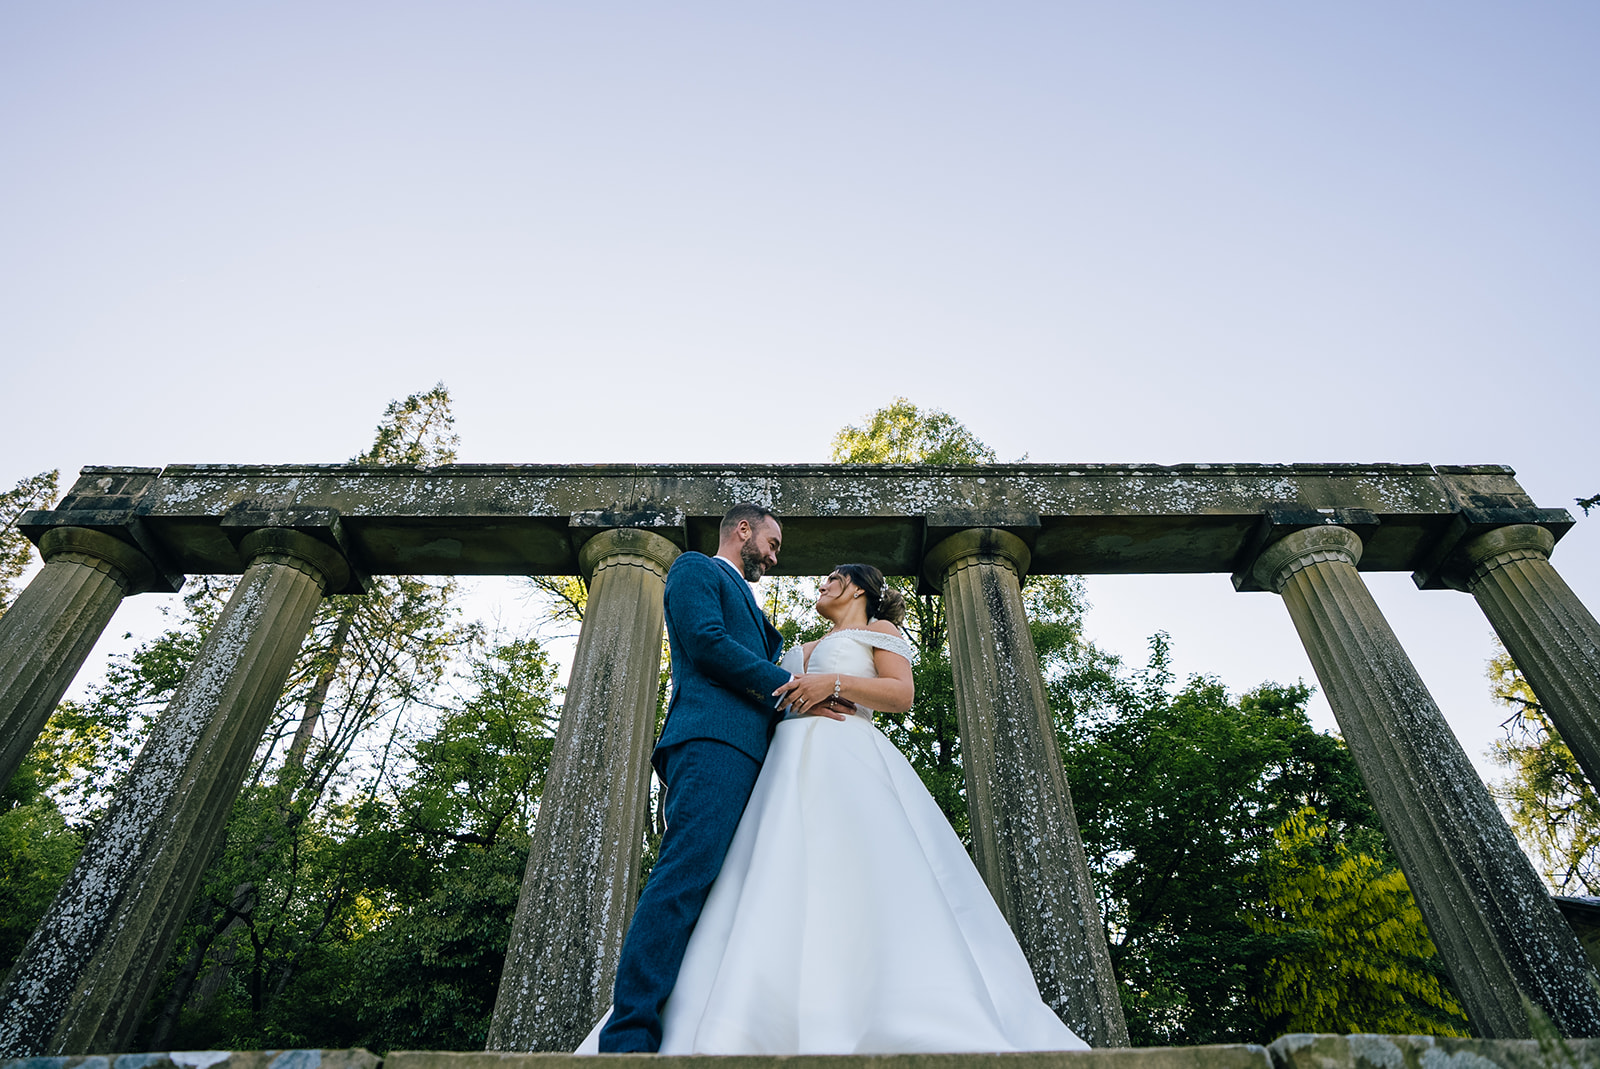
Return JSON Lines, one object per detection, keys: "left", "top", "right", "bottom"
{"left": 1489, "top": 643, "right": 1600, "bottom": 893}
{"left": 0, "top": 468, "right": 59, "bottom": 616}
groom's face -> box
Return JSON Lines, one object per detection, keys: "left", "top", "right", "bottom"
{"left": 738, "top": 517, "right": 783, "bottom": 581}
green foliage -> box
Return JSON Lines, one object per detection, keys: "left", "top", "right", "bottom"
{"left": 352, "top": 840, "right": 529, "bottom": 1052}
{"left": 1249, "top": 808, "right": 1468, "bottom": 1036}
{"left": 0, "top": 770, "right": 82, "bottom": 972}
{"left": 147, "top": 636, "right": 562, "bottom": 1051}
{"left": 831, "top": 397, "right": 998, "bottom": 465}
{"left": 0, "top": 468, "right": 59, "bottom": 615}
{"left": 1489, "top": 644, "right": 1600, "bottom": 892}
{"left": 355, "top": 383, "right": 459, "bottom": 467}
{"left": 393, "top": 638, "right": 561, "bottom": 852}
{"left": 1061, "top": 635, "right": 1427, "bottom": 1044}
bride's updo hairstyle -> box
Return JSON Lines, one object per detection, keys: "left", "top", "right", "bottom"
{"left": 835, "top": 563, "right": 907, "bottom": 626}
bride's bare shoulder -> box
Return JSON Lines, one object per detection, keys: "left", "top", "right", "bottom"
{"left": 865, "top": 619, "right": 904, "bottom": 638}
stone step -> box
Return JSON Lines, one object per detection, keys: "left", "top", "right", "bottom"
{"left": 5, "top": 1036, "right": 1599, "bottom": 1069}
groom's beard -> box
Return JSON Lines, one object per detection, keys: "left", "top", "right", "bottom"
{"left": 739, "top": 540, "right": 767, "bottom": 582}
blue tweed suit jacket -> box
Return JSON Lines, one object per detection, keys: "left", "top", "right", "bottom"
{"left": 655, "top": 551, "right": 792, "bottom": 774}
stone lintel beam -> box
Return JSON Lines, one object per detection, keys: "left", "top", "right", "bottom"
{"left": 0, "top": 528, "right": 170, "bottom": 792}
{"left": 925, "top": 528, "right": 1130, "bottom": 1048}
{"left": 0, "top": 527, "right": 353, "bottom": 1057}
{"left": 1440, "top": 524, "right": 1600, "bottom": 797}
{"left": 29, "top": 462, "right": 1556, "bottom": 579}
{"left": 1243, "top": 525, "right": 1600, "bottom": 1038}
{"left": 488, "top": 527, "right": 681, "bottom": 1052}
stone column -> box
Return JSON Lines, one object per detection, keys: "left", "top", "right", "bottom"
{"left": 0, "top": 528, "right": 349, "bottom": 1057}
{"left": 1453, "top": 524, "right": 1600, "bottom": 793}
{"left": 924, "top": 528, "right": 1130, "bottom": 1048}
{"left": 487, "top": 527, "right": 680, "bottom": 1052}
{"left": 0, "top": 528, "right": 164, "bottom": 792}
{"left": 1248, "top": 525, "right": 1600, "bottom": 1038}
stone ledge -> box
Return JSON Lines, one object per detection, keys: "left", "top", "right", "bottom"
{"left": 0, "top": 1053, "right": 379, "bottom": 1069}
{"left": 389, "top": 1051, "right": 1270, "bottom": 1069}
{"left": 8, "top": 1042, "right": 1597, "bottom": 1069}
{"left": 1269, "top": 1034, "right": 1600, "bottom": 1069}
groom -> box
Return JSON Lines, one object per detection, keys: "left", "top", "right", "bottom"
{"left": 599, "top": 503, "right": 800, "bottom": 1052}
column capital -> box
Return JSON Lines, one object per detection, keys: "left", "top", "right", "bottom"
{"left": 1410, "top": 507, "right": 1573, "bottom": 591}
{"left": 1250, "top": 525, "right": 1364, "bottom": 594}
{"left": 577, "top": 527, "right": 681, "bottom": 581}
{"left": 37, "top": 527, "right": 161, "bottom": 595}
{"left": 236, "top": 528, "right": 353, "bottom": 595}
{"left": 1456, "top": 524, "right": 1557, "bottom": 593}
{"left": 923, "top": 528, "right": 1031, "bottom": 593}
{"left": 221, "top": 506, "right": 365, "bottom": 594}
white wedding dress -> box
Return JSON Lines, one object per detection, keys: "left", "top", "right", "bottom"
{"left": 579, "top": 627, "right": 1087, "bottom": 1054}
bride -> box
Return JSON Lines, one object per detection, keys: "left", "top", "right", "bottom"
{"left": 580, "top": 563, "right": 1087, "bottom": 1054}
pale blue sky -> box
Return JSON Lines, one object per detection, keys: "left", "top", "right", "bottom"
{"left": 3, "top": 3, "right": 1597, "bottom": 777}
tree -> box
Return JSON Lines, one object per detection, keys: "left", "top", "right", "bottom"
{"left": 1250, "top": 808, "right": 1467, "bottom": 1036}
{"left": 1062, "top": 636, "right": 1370, "bottom": 1042}
{"left": 137, "top": 386, "right": 479, "bottom": 1048}
{"left": 0, "top": 469, "right": 59, "bottom": 616}
{"left": 832, "top": 397, "right": 998, "bottom": 466}
{"left": 150, "top": 635, "right": 563, "bottom": 1052}
{"left": 1489, "top": 644, "right": 1600, "bottom": 893}
{"left": 0, "top": 743, "right": 82, "bottom": 973}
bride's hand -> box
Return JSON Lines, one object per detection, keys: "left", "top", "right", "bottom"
{"left": 773, "top": 675, "right": 850, "bottom": 721}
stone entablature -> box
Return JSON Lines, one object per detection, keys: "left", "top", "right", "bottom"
{"left": 17, "top": 462, "right": 1572, "bottom": 581}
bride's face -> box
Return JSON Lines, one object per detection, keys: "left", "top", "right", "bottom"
{"left": 814, "top": 570, "right": 859, "bottom": 618}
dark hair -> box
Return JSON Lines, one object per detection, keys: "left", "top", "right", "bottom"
{"left": 719, "top": 503, "right": 779, "bottom": 537}
{"left": 835, "top": 563, "right": 906, "bottom": 626}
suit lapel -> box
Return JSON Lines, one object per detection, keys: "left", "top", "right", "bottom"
{"left": 717, "top": 556, "right": 767, "bottom": 632}
{"left": 714, "top": 556, "right": 782, "bottom": 664}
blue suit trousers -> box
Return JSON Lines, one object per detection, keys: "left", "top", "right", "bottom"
{"left": 598, "top": 737, "right": 762, "bottom": 1052}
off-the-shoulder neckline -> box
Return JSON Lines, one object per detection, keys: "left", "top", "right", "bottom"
{"left": 800, "top": 626, "right": 914, "bottom": 673}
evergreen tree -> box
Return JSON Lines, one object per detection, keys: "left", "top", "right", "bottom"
{"left": 0, "top": 469, "right": 59, "bottom": 616}
{"left": 1489, "top": 644, "right": 1600, "bottom": 893}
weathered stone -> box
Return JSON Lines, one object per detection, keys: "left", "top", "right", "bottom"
{"left": 1556, "top": 896, "right": 1600, "bottom": 971}
{"left": 1448, "top": 525, "right": 1600, "bottom": 794}
{"left": 0, "top": 1051, "right": 380, "bottom": 1069}
{"left": 0, "top": 528, "right": 164, "bottom": 792}
{"left": 925, "top": 528, "right": 1130, "bottom": 1048}
{"left": 486, "top": 528, "right": 681, "bottom": 1052}
{"left": 390, "top": 1045, "right": 1273, "bottom": 1069}
{"left": 1269, "top": 1032, "right": 1600, "bottom": 1069}
{"left": 0, "top": 529, "right": 351, "bottom": 1056}
{"left": 20, "top": 463, "right": 1559, "bottom": 580}
{"left": 1246, "top": 526, "right": 1600, "bottom": 1039}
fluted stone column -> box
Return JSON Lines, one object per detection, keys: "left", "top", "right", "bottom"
{"left": 0, "top": 528, "right": 349, "bottom": 1057}
{"left": 0, "top": 528, "right": 164, "bottom": 792}
{"left": 924, "top": 528, "right": 1129, "bottom": 1048}
{"left": 488, "top": 527, "right": 680, "bottom": 1052}
{"left": 1452, "top": 524, "right": 1600, "bottom": 794}
{"left": 1250, "top": 525, "right": 1600, "bottom": 1038}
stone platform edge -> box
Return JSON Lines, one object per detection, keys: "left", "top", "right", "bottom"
{"left": 7, "top": 1037, "right": 1600, "bottom": 1069}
